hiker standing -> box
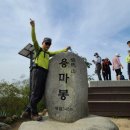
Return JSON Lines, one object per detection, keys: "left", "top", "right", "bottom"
{"left": 92, "top": 53, "right": 102, "bottom": 80}
{"left": 112, "top": 53, "right": 123, "bottom": 80}
{"left": 102, "top": 58, "right": 112, "bottom": 80}
{"left": 126, "top": 50, "right": 130, "bottom": 80}
{"left": 21, "top": 19, "right": 71, "bottom": 121}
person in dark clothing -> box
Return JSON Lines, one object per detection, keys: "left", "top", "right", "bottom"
{"left": 102, "top": 59, "right": 107, "bottom": 80}
{"left": 105, "top": 58, "right": 112, "bottom": 80}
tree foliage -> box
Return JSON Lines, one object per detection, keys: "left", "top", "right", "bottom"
{"left": 0, "top": 79, "right": 45, "bottom": 117}
{"left": 80, "top": 56, "right": 94, "bottom": 80}
{"left": 0, "top": 80, "right": 28, "bottom": 116}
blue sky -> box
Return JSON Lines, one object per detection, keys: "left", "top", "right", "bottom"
{"left": 0, "top": 0, "right": 130, "bottom": 82}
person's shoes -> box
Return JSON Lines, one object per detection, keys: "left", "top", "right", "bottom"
{"left": 20, "top": 111, "right": 31, "bottom": 119}
{"left": 42, "top": 109, "right": 48, "bottom": 116}
{"left": 39, "top": 109, "right": 48, "bottom": 116}
{"left": 31, "top": 115, "right": 42, "bottom": 121}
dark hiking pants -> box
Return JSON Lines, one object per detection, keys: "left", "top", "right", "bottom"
{"left": 25, "top": 67, "right": 48, "bottom": 115}
{"left": 96, "top": 63, "right": 102, "bottom": 80}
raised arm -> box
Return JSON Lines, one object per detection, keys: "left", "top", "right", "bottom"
{"left": 30, "top": 19, "right": 40, "bottom": 51}
{"left": 48, "top": 46, "right": 71, "bottom": 57}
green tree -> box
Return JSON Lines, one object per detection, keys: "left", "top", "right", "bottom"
{"left": 0, "top": 81, "right": 23, "bottom": 116}
{"left": 80, "top": 56, "right": 94, "bottom": 80}
{"left": 0, "top": 79, "right": 45, "bottom": 117}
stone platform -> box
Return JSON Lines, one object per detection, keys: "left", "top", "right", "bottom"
{"left": 89, "top": 80, "right": 130, "bottom": 87}
{"left": 19, "top": 115, "right": 119, "bottom": 130}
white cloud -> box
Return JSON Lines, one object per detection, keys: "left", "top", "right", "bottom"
{"left": 0, "top": 0, "right": 130, "bottom": 81}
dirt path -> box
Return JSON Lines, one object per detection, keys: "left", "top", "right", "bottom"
{"left": 110, "top": 118, "right": 130, "bottom": 130}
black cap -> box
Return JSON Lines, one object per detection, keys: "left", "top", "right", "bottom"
{"left": 43, "top": 37, "right": 52, "bottom": 45}
{"left": 127, "top": 41, "right": 130, "bottom": 44}
{"left": 94, "top": 52, "right": 98, "bottom": 56}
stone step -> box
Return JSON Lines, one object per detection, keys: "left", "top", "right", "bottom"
{"left": 89, "top": 111, "right": 130, "bottom": 117}
{"left": 88, "top": 100, "right": 130, "bottom": 103}
{"left": 88, "top": 93, "right": 130, "bottom": 101}
{"left": 89, "top": 81, "right": 130, "bottom": 87}
{"left": 88, "top": 87, "right": 130, "bottom": 94}
{"left": 88, "top": 101, "right": 130, "bottom": 117}
{"left": 88, "top": 86, "right": 130, "bottom": 117}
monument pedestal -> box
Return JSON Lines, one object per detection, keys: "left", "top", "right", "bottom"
{"left": 19, "top": 115, "right": 119, "bottom": 130}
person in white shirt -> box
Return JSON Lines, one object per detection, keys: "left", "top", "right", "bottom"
{"left": 92, "top": 52, "right": 102, "bottom": 80}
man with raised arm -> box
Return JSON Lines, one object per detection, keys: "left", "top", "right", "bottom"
{"left": 21, "top": 19, "right": 71, "bottom": 121}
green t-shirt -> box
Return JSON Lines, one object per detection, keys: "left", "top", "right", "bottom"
{"left": 126, "top": 55, "right": 130, "bottom": 63}
{"left": 31, "top": 26, "right": 66, "bottom": 69}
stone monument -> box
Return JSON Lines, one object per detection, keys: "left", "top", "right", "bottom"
{"left": 45, "top": 52, "right": 89, "bottom": 122}
{"left": 19, "top": 52, "right": 119, "bottom": 130}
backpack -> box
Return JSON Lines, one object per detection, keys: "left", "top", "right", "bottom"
{"left": 34, "top": 47, "right": 43, "bottom": 59}
{"left": 34, "top": 47, "right": 49, "bottom": 59}
{"left": 120, "top": 75, "right": 125, "bottom": 80}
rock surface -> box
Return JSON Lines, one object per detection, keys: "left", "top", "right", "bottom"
{"left": 45, "top": 52, "right": 89, "bottom": 122}
{"left": 0, "top": 122, "right": 11, "bottom": 130}
{"left": 18, "top": 115, "right": 119, "bottom": 130}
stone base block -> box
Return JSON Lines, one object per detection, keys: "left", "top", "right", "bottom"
{"left": 19, "top": 115, "right": 119, "bottom": 130}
